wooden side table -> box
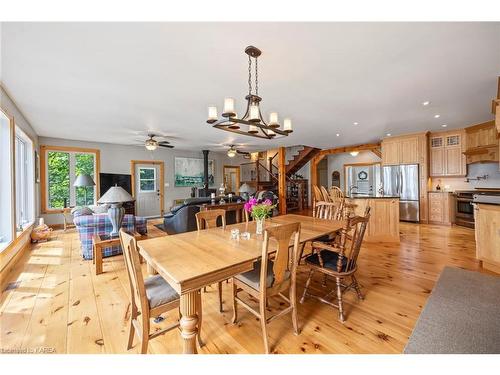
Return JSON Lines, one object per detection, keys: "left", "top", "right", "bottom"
{"left": 198, "top": 201, "right": 246, "bottom": 223}
{"left": 92, "top": 231, "right": 141, "bottom": 275}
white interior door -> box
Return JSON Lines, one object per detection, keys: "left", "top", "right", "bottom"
{"left": 135, "top": 164, "right": 161, "bottom": 218}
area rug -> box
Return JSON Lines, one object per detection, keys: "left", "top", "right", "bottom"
{"left": 404, "top": 266, "right": 500, "bottom": 354}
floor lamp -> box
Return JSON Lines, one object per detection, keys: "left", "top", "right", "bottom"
{"left": 74, "top": 174, "right": 96, "bottom": 206}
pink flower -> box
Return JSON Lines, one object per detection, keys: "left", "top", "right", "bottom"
{"left": 263, "top": 199, "right": 272, "bottom": 206}
{"left": 244, "top": 198, "right": 258, "bottom": 213}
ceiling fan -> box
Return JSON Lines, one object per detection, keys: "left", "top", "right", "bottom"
{"left": 226, "top": 144, "right": 251, "bottom": 158}
{"left": 142, "top": 134, "right": 174, "bottom": 150}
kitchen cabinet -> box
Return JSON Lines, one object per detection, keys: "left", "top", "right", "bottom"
{"left": 381, "top": 136, "right": 418, "bottom": 165}
{"left": 464, "top": 121, "right": 498, "bottom": 164}
{"left": 475, "top": 203, "right": 500, "bottom": 274}
{"left": 428, "top": 192, "right": 455, "bottom": 225}
{"left": 429, "top": 130, "right": 466, "bottom": 177}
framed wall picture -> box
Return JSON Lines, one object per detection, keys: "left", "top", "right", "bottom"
{"left": 174, "top": 157, "right": 215, "bottom": 187}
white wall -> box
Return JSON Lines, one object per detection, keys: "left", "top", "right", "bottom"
{"left": 327, "top": 151, "right": 381, "bottom": 192}
{"left": 39, "top": 137, "right": 234, "bottom": 224}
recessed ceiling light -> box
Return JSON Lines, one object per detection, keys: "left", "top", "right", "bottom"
{"left": 353, "top": 122, "right": 359, "bottom": 125}
{"left": 441, "top": 124, "right": 448, "bottom": 128}
{"left": 434, "top": 114, "right": 441, "bottom": 118}
{"left": 422, "top": 101, "right": 430, "bottom": 106}
{"left": 386, "top": 133, "right": 392, "bottom": 137}
{"left": 336, "top": 133, "right": 340, "bottom": 137}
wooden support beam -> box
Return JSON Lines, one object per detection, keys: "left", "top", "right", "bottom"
{"left": 278, "top": 147, "right": 286, "bottom": 216}
{"left": 318, "top": 142, "right": 381, "bottom": 157}
{"left": 371, "top": 147, "right": 382, "bottom": 158}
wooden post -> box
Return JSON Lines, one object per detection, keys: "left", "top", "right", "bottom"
{"left": 278, "top": 147, "right": 286, "bottom": 215}
{"left": 310, "top": 156, "right": 318, "bottom": 188}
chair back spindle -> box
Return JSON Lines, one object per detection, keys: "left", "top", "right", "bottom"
{"left": 337, "top": 206, "right": 370, "bottom": 272}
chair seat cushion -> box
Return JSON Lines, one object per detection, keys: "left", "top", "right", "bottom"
{"left": 305, "top": 250, "right": 350, "bottom": 272}
{"left": 235, "top": 259, "right": 290, "bottom": 290}
{"left": 144, "top": 275, "right": 179, "bottom": 308}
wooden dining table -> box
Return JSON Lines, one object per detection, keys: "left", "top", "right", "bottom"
{"left": 137, "top": 214, "right": 344, "bottom": 354}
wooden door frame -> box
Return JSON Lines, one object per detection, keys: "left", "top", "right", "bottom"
{"left": 131, "top": 160, "right": 165, "bottom": 216}
{"left": 223, "top": 165, "right": 241, "bottom": 193}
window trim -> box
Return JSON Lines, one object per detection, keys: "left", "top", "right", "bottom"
{"left": 40, "top": 145, "right": 100, "bottom": 214}
{"left": 14, "top": 126, "right": 35, "bottom": 232}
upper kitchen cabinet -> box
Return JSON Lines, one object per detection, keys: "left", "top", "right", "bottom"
{"left": 429, "top": 129, "right": 466, "bottom": 177}
{"left": 381, "top": 134, "right": 421, "bottom": 165}
{"left": 463, "top": 121, "right": 499, "bottom": 164}
{"left": 492, "top": 76, "right": 500, "bottom": 134}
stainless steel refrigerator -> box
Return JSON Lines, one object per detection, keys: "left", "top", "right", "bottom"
{"left": 382, "top": 164, "right": 419, "bottom": 222}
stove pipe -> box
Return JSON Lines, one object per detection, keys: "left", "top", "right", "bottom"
{"left": 202, "top": 150, "right": 209, "bottom": 196}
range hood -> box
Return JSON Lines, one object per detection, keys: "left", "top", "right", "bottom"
{"left": 463, "top": 145, "right": 498, "bottom": 164}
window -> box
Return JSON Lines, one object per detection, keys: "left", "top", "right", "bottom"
{"left": 15, "top": 126, "right": 35, "bottom": 231}
{"left": 0, "top": 110, "right": 13, "bottom": 250}
{"left": 139, "top": 167, "right": 156, "bottom": 192}
{"left": 41, "top": 146, "right": 100, "bottom": 212}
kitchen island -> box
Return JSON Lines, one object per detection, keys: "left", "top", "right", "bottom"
{"left": 346, "top": 194, "right": 400, "bottom": 243}
{"left": 474, "top": 202, "right": 500, "bottom": 274}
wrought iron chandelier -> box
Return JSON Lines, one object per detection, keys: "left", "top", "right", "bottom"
{"left": 207, "top": 46, "right": 293, "bottom": 139}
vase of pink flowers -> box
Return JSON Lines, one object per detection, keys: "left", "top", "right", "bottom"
{"left": 244, "top": 198, "right": 275, "bottom": 235}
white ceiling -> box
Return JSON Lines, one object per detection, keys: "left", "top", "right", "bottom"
{"left": 1, "top": 22, "right": 499, "bottom": 152}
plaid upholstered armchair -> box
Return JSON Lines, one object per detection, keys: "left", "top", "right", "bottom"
{"left": 74, "top": 213, "right": 147, "bottom": 260}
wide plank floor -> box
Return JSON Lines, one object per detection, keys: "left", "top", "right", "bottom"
{"left": 0, "top": 215, "right": 486, "bottom": 354}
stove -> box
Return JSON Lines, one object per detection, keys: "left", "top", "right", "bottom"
{"left": 454, "top": 189, "right": 500, "bottom": 228}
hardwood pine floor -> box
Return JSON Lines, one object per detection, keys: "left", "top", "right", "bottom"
{"left": 0, "top": 215, "right": 487, "bottom": 354}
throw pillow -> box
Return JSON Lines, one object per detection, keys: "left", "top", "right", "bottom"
{"left": 72, "top": 206, "right": 94, "bottom": 218}
{"left": 92, "top": 204, "right": 110, "bottom": 214}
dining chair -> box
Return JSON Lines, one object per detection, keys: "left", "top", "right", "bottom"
{"left": 312, "top": 185, "right": 323, "bottom": 216}
{"left": 320, "top": 185, "right": 333, "bottom": 202}
{"left": 195, "top": 209, "right": 226, "bottom": 312}
{"left": 231, "top": 222, "right": 301, "bottom": 354}
{"left": 329, "top": 186, "right": 344, "bottom": 200}
{"left": 119, "top": 229, "right": 203, "bottom": 353}
{"left": 300, "top": 207, "right": 370, "bottom": 322}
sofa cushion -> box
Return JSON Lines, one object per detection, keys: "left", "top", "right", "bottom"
{"left": 235, "top": 259, "right": 290, "bottom": 290}
{"left": 144, "top": 275, "right": 179, "bottom": 308}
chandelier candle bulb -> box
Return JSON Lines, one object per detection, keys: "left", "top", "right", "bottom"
{"left": 269, "top": 112, "right": 279, "bottom": 128}
{"left": 283, "top": 118, "right": 293, "bottom": 133}
{"left": 207, "top": 106, "right": 218, "bottom": 123}
{"left": 249, "top": 104, "right": 260, "bottom": 122}
{"left": 267, "top": 129, "right": 276, "bottom": 137}
{"left": 248, "top": 125, "right": 258, "bottom": 134}
{"left": 223, "top": 98, "right": 235, "bottom": 117}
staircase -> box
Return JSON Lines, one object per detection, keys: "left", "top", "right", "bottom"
{"left": 285, "top": 146, "right": 321, "bottom": 177}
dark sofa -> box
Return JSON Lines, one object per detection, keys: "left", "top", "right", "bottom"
{"left": 163, "top": 196, "right": 244, "bottom": 235}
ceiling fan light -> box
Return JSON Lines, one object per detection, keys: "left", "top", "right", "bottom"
{"left": 227, "top": 147, "right": 237, "bottom": 158}
{"left": 350, "top": 151, "right": 359, "bottom": 157}
{"left": 222, "top": 98, "right": 236, "bottom": 117}
{"left": 145, "top": 139, "right": 158, "bottom": 151}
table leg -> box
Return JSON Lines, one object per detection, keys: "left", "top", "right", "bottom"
{"left": 180, "top": 291, "right": 199, "bottom": 354}
{"left": 95, "top": 244, "right": 103, "bottom": 275}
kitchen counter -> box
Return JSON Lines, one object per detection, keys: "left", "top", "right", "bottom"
{"left": 345, "top": 193, "right": 399, "bottom": 199}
